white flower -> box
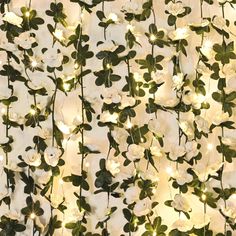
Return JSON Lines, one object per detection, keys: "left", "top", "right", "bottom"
{"left": 169, "top": 145, "right": 186, "bottom": 161}
{"left": 213, "top": 112, "right": 230, "bottom": 125}
{"left": 212, "top": 16, "right": 227, "bottom": 30}
{"left": 5, "top": 161, "right": 22, "bottom": 172}
{"left": 133, "top": 198, "right": 152, "bottom": 217}
{"left": 174, "top": 167, "right": 193, "bottom": 185}
{"left": 119, "top": 95, "right": 135, "bottom": 109}
{"left": 148, "top": 118, "right": 164, "bottom": 137}
{"left": 185, "top": 141, "right": 199, "bottom": 161}
{"left": 200, "top": 40, "right": 214, "bottom": 59}
{"left": 189, "top": 19, "right": 210, "bottom": 28}
{"left": 57, "top": 121, "right": 73, "bottom": 135}
{"left": 218, "top": 0, "right": 232, "bottom": 3}
{"left": 191, "top": 212, "right": 210, "bottom": 229}
{"left": 102, "top": 88, "right": 121, "bottom": 104}
{"left": 111, "top": 127, "right": 129, "bottom": 145}
{"left": 65, "top": 208, "right": 84, "bottom": 223}
{"left": 179, "top": 120, "right": 194, "bottom": 139}
{"left": 44, "top": 146, "right": 61, "bottom": 167}
{"left": 24, "top": 149, "right": 41, "bottom": 167}
{"left": 168, "top": 27, "right": 189, "bottom": 41}
{"left": 37, "top": 171, "right": 51, "bottom": 185}
{"left": 167, "top": 2, "right": 185, "bottom": 16}
{"left": 42, "top": 47, "right": 63, "bottom": 68}
{"left": 192, "top": 161, "right": 223, "bottom": 182}
{"left": 172, "top": 73, "right": 184, "bottom": 90}
{"left": 106, "top": 159, "right": 120, "bottom": 176}
{"left": 2, "top": 12, "right": 23, "bottom": 27}
{"left": 183, "top": 92, "right": 205, "bottom": 109}
{"left": 222, "top": 137, "right": 236, "bottom": 149}
{"left": 107, "top": 13, "right": 119, "bottom": 23}
{"left": 50, "top": 193, "right": 63, "bottom": 208}
{"left": 126, "top": 144, "right": 145, "bottom": 161}
{"left": 171, "top": 194, "right": 191, "bottom": 212}
{"left": 195, "top": 116, "right": 209, "bottom": 133}
{"left": 53, "top": 29, "right": 65, "bottom": 41}
{"left": 150, "top": 145, "right": 163, "bottom": 158}
{"left": 100, "top": 111, "right": 118, "bottom": 124}
{"left": 221, "top": 194, "right": 236, "bottom": 222}
{"left": 121, "top": 1, "right": 144, "bottom": 14}
{"left": 14, "top": 32, "right": 36, "bottom": 49}
{"left": 124, "top": 185, "right": 140, "bottom": 204}
{"left": 172, "top": 219, "right": 193, "bottom": 232}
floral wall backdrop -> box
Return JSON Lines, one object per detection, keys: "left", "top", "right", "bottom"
{"left": 0, "top": 0, "right": 236, "bottom": 235}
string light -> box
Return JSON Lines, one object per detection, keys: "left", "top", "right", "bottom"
{"left": 74, "top": 63, "right": 79, "bottom": 69}
{"left": 59, "top": 178, "right": 64, "bottom": 185}
{"left": 30, "top": 108, "right": 36, "bottom": 115}
{"left": 30, "top": 213, "right": 36, "bottom": 219}
{"left": 85, "top": 162, "right": 90, "bottom": 168}
{"left": 53, "top": 29, "right": 65, "bottom": 41}
{"left": 166, "top": 166, "right": 173, "bottom": 176}
{"left": 106, "top": 63, "right": 111, "bottom": 69}
{"left": 31, "top": 60, "right": 38, "bottom": 68}
{"left": 201, "top": 193, "right": 207, "bottom": 201}
{"left": 150, "top": 34, "right": 156, "bottom": 42}
{"left": 153, "top": 232, "right": 157, "bottom": 236}
{"left": 108, "top": 13, "right": 118, "bottom": 22}
{"left": 63, "top": 83, "right": 70, "bottom": 92}
{"left": 25, "top": 11, "right": 30, "bottom": 17}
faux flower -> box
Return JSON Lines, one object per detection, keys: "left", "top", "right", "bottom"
{"left": 99, "top": 111, "right": 118, "bottom": 123}
{"left": 213, "top": 112, "right": 230, "bottom": 125}
{"left": 44, "top": 146, "right": 61, "bottom": 167}
{"left": 24, "top": 149, "right": 41, "bottom": 167}
{"left": 65, "top": 208, "right": 84, "bottom": 223}
{"left": 183, "top": 92, "right": 205, "bottom": 109}
{"left": 179, "top": 120, "right": 194, "bottom": 139}
{"left": 172, "top": 219, "right": 193, "bottom": 232}
{"left": 190, "top": 212, "right": 210, "bottom": 229}
{"left": 126, "top": 144, "right": 145, "bottom": 161}
{"left": 200, "top": 40, "right": 214, "bottom": 59}
{"left": 124, "top": 185, "right": 140, "bottom": 204}
{"left": 14, "top": 32, "right": 36, "bottom": 49}
{"left": 171, "top": 194, "right": 191, "bottom": 212}
{"left": 221, "top": 194, "right": 236, "bottom": 222}
{"left": 121, "top": 1, "right": 144, "bottom": 14}
{"left": 102, "top": 88, "right": 121, "bottom": 104}
{"left": 133, "top": 197, "right": 152, "bottom": 216}
{"left": 166, "top": 2, "right": 185, "bottom": 16}
{"left": 148, "top": 118, "right": 165, "bottom": 137}
{"left": 169, "top": 145, "right": 186, "bottom": 161}
{"left": 106, "top": 159, "right": 120, "bottom": 176}
{"left": 168, "top": 27, "right": 189, "bottom": 41}
{"left": 119, "top": 94, "right": 135, "bottom": 109}
{"left": 212, "top": 16, "right": 227, "bottom": 30}
{"left": 195, "top": 116, "right": 209, "bottom": 133}
{"left": 2, "top": 12, "right": 23, "bottom": 27}
{"left": 185, "top": 141, "right": 199, "bottom": 161}
{"left": 42, "top": 47, "right": 63, "bottom": 68}
{"left": 174, "top": 167, "right": 193, "bottom": 185}
{"left": 172, "top": 73, "right": 184, "bottom": 90}
{"left": 150, "top": 145, "right": 163, "bottom": 158}
{"left": 111, "top": 127, "right": 129, "bottom": 145}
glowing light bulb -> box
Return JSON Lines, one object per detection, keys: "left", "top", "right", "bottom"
{"left": 25, "top": 11, "right": 30, "bottom": 17}
{"left": 62, "top": 221, "right": 66, "bottom": 228}
{"left": 85, "top": 162, "right": 90, "bottom": 168}
{"left": 126, "top": 119, "right": 133, "bottom": 129}
{"left": 0, "top": 155, "right": 3, "bottom": 161}
{"left": 150, "top": 34, "right": 156, "bottom": 42}
{"left": 30, "top": 213, "right": 36, "bottom": 219}
{"left": 30, "top": 109, "right": 36, "bottom": 115}
{"left": 53, "top": 29, "right": 65, "bottom": 41}
{"left": 201, "top": 193, "right": 207, "bottom": 201}
{"left": 133, "top": 219, "right": 138, "bottom": 227}
{"left": 152, "top": 188, "right": 157, "bottom": 194}
{"left": 31, "top": 60, "right": 38, "bottom": 68}
{"left": 106, "top": 63, "right": 111, "bottom": 69}
{"left": 207, "top": 143, "right": 213, "bottom": 151}
{"left": 108, "top": 13, "right": 118, "bottom": 22}
{"left": 166, "top": 166, "right": 173, "bottom": 176}
{"left": 153, "top": 232, "right": 157, "bottom": 236}
{"left": 63, "top": 83, "right": 70, "bottom": 92}
{"left": 74, "top": 63, "right": 79, "bottom": 69}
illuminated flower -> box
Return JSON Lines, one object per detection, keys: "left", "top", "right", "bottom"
{"left": 107, "top": 13, "right": 119, "bottom": 23}
{"left": 212, "top": 16, "right": 227, "bottom": 30}
{"left": 168, "top": 27, "right": 189, "bottom": 41}
{"left": 14, "top": 32, "right": 36, "bottom": 49}
{"left": 150, "top": 145, "right": 163, "bottom": 158}
{"left": 200, "top": 40, "right": 214, "bottom": 59}
{"left": 124, "top": 185, "right": 140, "bottom": 204}
{"left": 190, "top": 212, "right": 210, "bottom": 229}
{"left": 53, "top": 29, "right": 65, "bottom": 41}
{"left": 174, "top": 168, "right": 193, "bottom": 185}
{"left": 65, "top": 208, "right": 84, "bottom": 223}
{"left": 221, "top": 194, "right": 236, "bottom": 222}
{"left": 183, "top": 92, "right": 205, "bottom": 109}
{"left": 111, "top": 127, "right": 129, "bottom": 145}
{"left": 133, "top": 198, "right": 152, "bottom": 216}
{"left": 185, "top": 141, "right": 199, "bottom": 161}
{"left": 106, "top": 159, "right": 120, "bottom": 176}
{"left": 24, "top": 149, "right": 41, "bottom": 167}
{"left": 121, "top": 1, "right": 144, "bottom": 14}
{"left": 172, "top": 73, "right": 184, "bottom": 90}
{"left": 148, "top": 118, "right": 165, "bottom": 137}
{"left": 166, "top": 2, "right": 185, "bottom": 16}
{"left": 179, "top": 120, "right": 194, "bottom": 139}
{"left": 172, "top": 219, "right": 193, "bottom": 232}
{"left": 44, "top": 146, "right": 61, "bottom": 167}
{"left": 102, "top": 88, "right": 121, "bottom": 104}
{"left": 213, "top": 112, "right": 230, "bottom": 125}
{"left": 99, "top": 111, "right": 118, "bottom": 124}
{"left": 169, "top": 145, "right": 186, "bottom": 161}
{"left": 119, "top": 94, "right": 135, "bottom": 109}
{"left": 126, "top": 144, "right": 145, "bottom": 162}
{"left": 195, "top": 116, "right": 209, "bottom": 133}
{"left": 42, "top": 47, "right": 63, "bottom": 68}
{"left": 2, "top": 12, "right": 23, "bottom": 27}
{"left": 171, "top": 194, "right": 191, "bottom": 212}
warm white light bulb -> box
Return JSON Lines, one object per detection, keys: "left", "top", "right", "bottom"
{"left": 59, "top": 178, "right": 64, "bottom": 185}
{"left": 53, "top": 29, "right": 65, "bottom": 41}
{"left": 85, "top": 162, "right": 90, "bottom": 168}
{"left": 201, "top": 193, "right": 207, "bottom": 201}
{"left": 153, "top": 232, "right": 157, "bottom": 236}
{"left": 126, "top": 119, "right": 133, "bottom": 129}
{"left": 30, "top": 213, "right": 36, "bottom": 219}
{"left": 25, "top": 11, "right": 30, "bottom": 17}
{"left": 63, "top": 83, "right": 70, "bottom": 91}
{"left": 31, "top": 60, "right": 38, "bottom": 68}
{"left": 166, "top": 166, "right": 173, "bottom": 176}
{"left": 150, "top": 34, "right": 156, "bottom": 42}
{"left": 1, "top": 108, "right": 6, "bottom": 114}
{"left": 74, "top": 63, "right": 79, "bottom": 69}
{"left": 106, "top": 63, "right": 111, "bottom": 69}
{"left": 30, "top": 109, "right": 36, "bottom": 115}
